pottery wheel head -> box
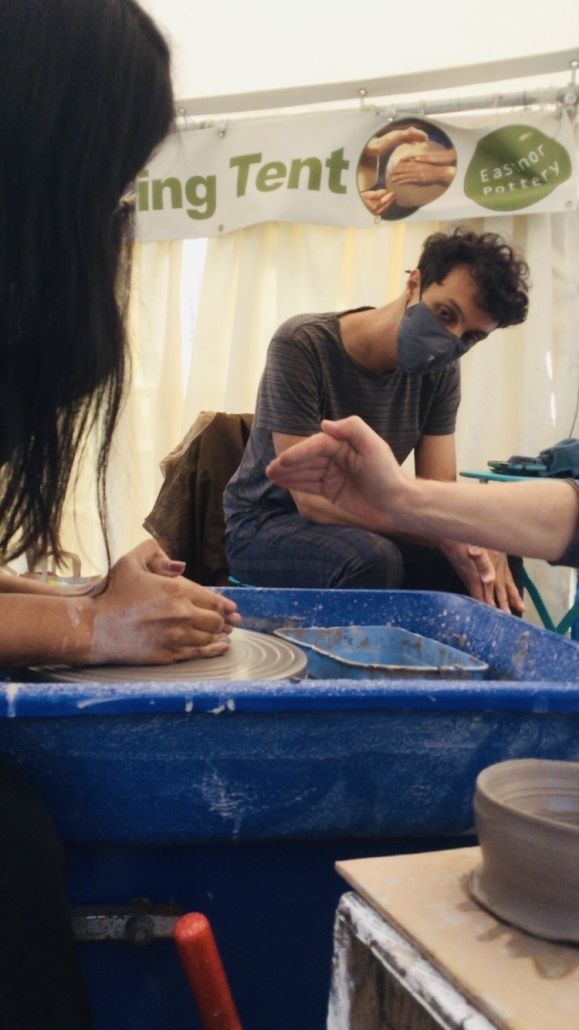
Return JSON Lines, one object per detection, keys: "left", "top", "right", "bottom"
{"left": 33, "top": 628, "right": 308, "bottom": 682}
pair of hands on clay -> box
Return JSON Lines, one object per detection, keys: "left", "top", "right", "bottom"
{"left": 359, "top": 124, "right": 456, "bottom": 216}
{"left": 0, "top": 539, "right": 240, "bottom": 667}
{"left": 88, "top": 540, "right": 240, "bottom": 665}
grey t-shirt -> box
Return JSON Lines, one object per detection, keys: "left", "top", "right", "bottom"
{"left": 224, "top": 309, "right": 460, "bottom": 535}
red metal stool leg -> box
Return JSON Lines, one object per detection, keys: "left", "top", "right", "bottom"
{"left": 173, "top": 913, "right": 241, "bottom": 1030}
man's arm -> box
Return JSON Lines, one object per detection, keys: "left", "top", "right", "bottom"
{"left": 414, "top": 432, "right": 456, "bottom": 480}
{"left": 402, "top": 477, "right": 578, "bottom": 562}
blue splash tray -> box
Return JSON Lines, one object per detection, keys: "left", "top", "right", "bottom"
{"left": 274, "top": 624, "right": 488, "bottom": 679}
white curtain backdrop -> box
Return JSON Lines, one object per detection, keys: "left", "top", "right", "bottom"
{"left": 59, "top": 209, "right": 579, "bottom": 627}
{"left": 59, "top": 241, "right": 186, "bottom": 572}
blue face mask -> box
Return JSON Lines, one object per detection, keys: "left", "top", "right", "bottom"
{"left": 396, "top": 302, "right": 470, "bottom": 375}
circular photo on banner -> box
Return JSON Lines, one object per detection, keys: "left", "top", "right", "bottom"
{"left": 357, "top": 118, "right": 457, "bottom": 221}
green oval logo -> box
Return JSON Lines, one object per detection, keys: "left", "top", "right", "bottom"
{"left": 464, "top": 124, "right": 572, "bottom": 212}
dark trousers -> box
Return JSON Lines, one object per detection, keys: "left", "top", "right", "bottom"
{"left": 0, "top": 766, "right": 92, "bottom": 1029}
{"left": 227, "top": 514, "right": 524, "bottom": 606}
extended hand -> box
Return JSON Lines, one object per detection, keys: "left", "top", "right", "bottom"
{"left": 267, "top": 416, "right": 403, "bottom": 527}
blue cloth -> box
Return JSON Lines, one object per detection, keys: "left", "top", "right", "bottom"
{"left": 539, "top": 438, "right": 579, "bottom": 478}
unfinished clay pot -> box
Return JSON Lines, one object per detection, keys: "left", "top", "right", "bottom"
{"left": 469, "top": 758, "right": 579, "bottom": 942}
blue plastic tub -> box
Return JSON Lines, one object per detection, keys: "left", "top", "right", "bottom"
{"left": 0, "top": 588, "right": 578, "bottom": 1030}
{"left": 274, "top": 623, "right": 489, "bottom": 679}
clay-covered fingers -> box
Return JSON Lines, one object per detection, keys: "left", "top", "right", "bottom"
{"left": 164, "top": 607, "right": 232, "bottom": 657}
{"left": 89, "top": 543, "right": 240, "bottom": 665}
{"left": 136, "top": 542, "right": 241, "bottom": 628}
{"left": 145, "top": 552, "right": 187, "bottom": 577}
{"left": 131, "top": 604, "right": 232, "bottom": 665}
{"left": 186, "top": 639, "right": 232, "bottom": 659}
{"left": 132, "top": 538, "right": 174, "bottom": 570}
{"left": 182, "top": 599, "right": 229, "bottom": 635}
{"left": 183, "top": 581, "right": 241, "bottom": 627}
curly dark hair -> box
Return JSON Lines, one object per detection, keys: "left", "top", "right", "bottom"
{"left": 417, "top": 227, "right": 530, "bottom": 327}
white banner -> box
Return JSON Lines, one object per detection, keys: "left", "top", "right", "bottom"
{"left": 135, "top": 110, "right": 577, "bottom": 241}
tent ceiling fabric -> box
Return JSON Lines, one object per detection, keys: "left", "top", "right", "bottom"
{"left": 172, "top": 51, "right": 579, "bottom": 118}
{"left": 141, "top": 0, "right": 579, "bottom": 108}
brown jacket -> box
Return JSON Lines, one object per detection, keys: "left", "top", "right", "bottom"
{"left": 144, "top": 411, "right": 253, "bottom": 585}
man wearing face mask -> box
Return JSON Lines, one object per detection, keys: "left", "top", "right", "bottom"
{"left": 223, "top": 228, "right": 530, "bottom": 611}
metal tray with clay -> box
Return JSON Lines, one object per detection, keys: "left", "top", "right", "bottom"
{"left": 274, "top": 624, "right": 488, "bottom": 679}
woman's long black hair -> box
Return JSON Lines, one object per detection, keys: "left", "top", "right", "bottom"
{"left": 0, "top": 0, "right": 174, "bottom": 563}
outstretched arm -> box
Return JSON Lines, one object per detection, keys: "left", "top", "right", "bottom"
{"left": 266, "top": 416, "right": 578, "bottom": 564}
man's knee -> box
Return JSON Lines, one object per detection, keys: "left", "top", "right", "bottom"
{"left": 334, "top": 534, "right": 404, "bottom": 589}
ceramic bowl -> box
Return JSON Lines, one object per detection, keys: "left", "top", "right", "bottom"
{"left": 469, "top": 758, "right": 579, "bottom": 942}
